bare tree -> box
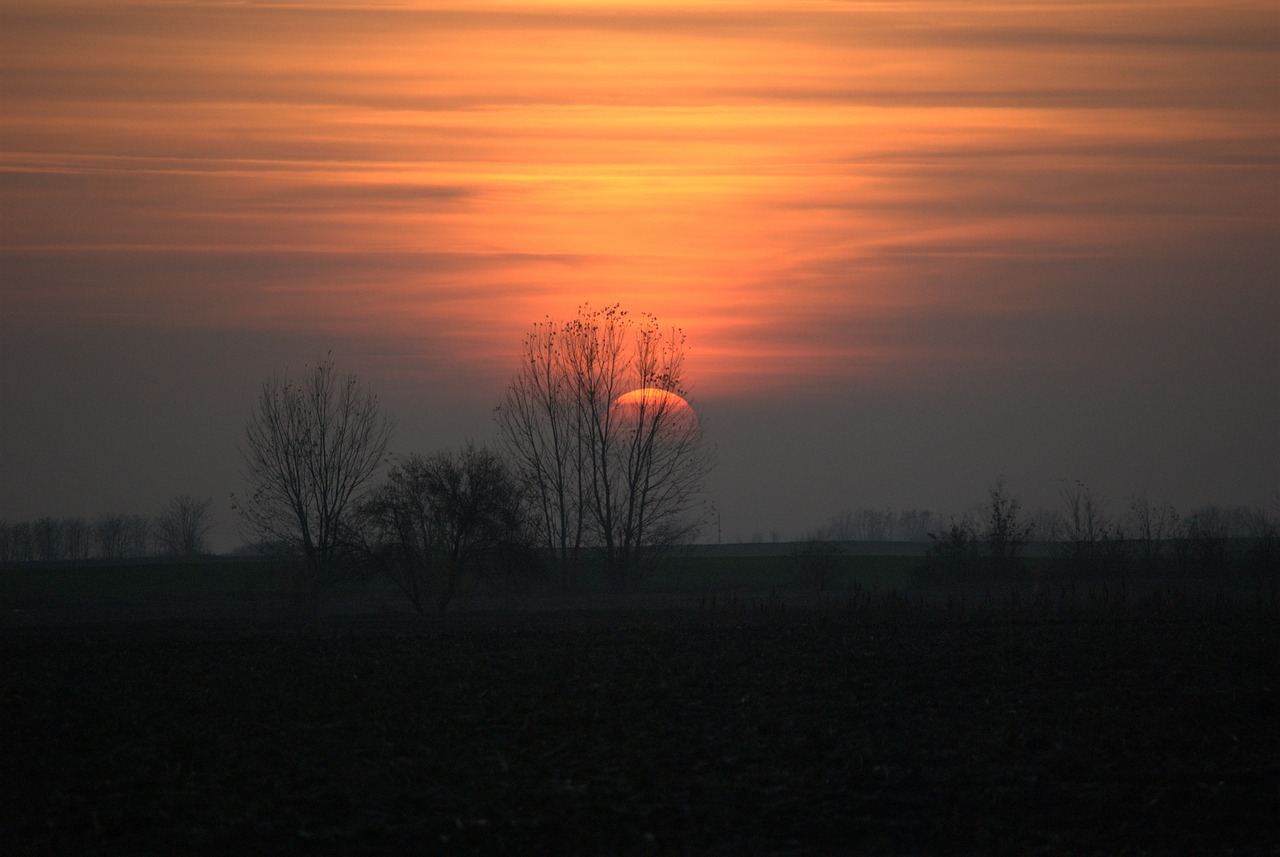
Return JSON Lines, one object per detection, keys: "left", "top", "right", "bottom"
{"left": 32, "top": 517, "right": 65, "bottom": 562}
{"left": 237, "top": 356, "right": 392, "bottom": 589}
{"left": 926, "top": 513, "right": 982, "bottom": 577}
{"left": 980, "top": 477, "right": 1035, "bottom": 570}
{"left": 93, "top": 513, "right": 133, "bottom": 560}
{"left": 358, "top": 445, "right": 532, "bottom": 611}
{"left": 1128, "top": 493, "right": 1178, "bottom": 573}
{"left": 1054, "top": 480, "right": 1125, "bottom": 574}
{"left": 496, "top": 305, "right": 712, "bottom": 583}
{"left": 63, "top": 517, "right": 91, "bottom": 561}
{"left": 93, "top": 512, "right": 152, "bottom": 559}
{"left": 127, "top": 514, "right": 153, "bottom": 558}
{"left": 810, "top": 508, "right": 939, "bottom": 542}
{"left": 1236, "top": 502, "right": 1279, "bottom": 574}
{"left": 156, "top": 495, "right": 215, "bottom": 557}
{"left": 1173, "top": 504, "right": 1232, "bottom": 574}
{"left": 596, "top": 318, "right": 710, "bottom": 572}
{"left": 8, "top": 520, "right": 33, "bottom": 562}
{"left": 495, "top": 319, "right": 589, "bottom": 581}
{"left": 896, "top": 509, "right": 940, "bottom": 542}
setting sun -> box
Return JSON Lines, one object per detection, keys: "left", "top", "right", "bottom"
{"left": 610, "top": 388, "right": 700, "bottom": 437}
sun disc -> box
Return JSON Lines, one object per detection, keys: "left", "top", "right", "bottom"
{"left": 610, "top": 387, "right": 699, "bottom": 438}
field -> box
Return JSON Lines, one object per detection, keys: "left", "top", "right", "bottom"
{"left": 3, "top": 557, "right": 1278, "bottom": 854}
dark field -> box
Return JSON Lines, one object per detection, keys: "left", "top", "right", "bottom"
{"left": 4, "top": 595, "right": 1278, "bottom": 855}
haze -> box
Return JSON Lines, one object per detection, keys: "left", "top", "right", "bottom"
{"left": 2, "top": 1, "right": 1277, "bottom": 551}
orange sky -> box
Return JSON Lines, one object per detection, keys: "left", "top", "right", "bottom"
{"left": 6, "top": 1, "right": 1275, "bottom": 395}
{"left": 2, "top": 1, "right": 1277, "bottom": 541}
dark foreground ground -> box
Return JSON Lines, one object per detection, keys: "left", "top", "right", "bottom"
{"left": 3, "top": 597, "right": 1278, "bottom": 855}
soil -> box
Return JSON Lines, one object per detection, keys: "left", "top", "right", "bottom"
{"left": 3, "top": 601, "right": 1278, "bottom": 855}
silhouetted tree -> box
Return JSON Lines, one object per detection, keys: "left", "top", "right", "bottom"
{"left": 496, "top": 305, "right": 712, "bottom": 584}
{"left": 237, "top": 356, "right": 392, "bottom": 591}
{"left": 32, "top": 517, "right": 65, "bottom": 562}
{"left": 62, "top": 517, "right": 91, "bottom": 561}
{"left": 8, "top": 520, "right": 33, "bottom": 562}
{"left": 93, "top": 512, "right": 133, "bottom": 560}
{"left": 927, "top": 479, "right": 1034, "bottom": 578}
{"left": 1128, "top": 493, "right": 1178, "bottom": 574}
{"left": 896, "top": 509, "right": 940, "bottom": 542}
{"left": 93, "top": 513, "right": 153, "bottom": 559}
{"left": 1237, "top": 502, "right": 1279, "bottom": 575}
{"left": 809, "top": 507, "right": 940, "bottom": 542}
{"left": 127, "top": 514, "right": 154, "bottom": 558}
{"left": 926, "top": 514, "right": 981, "bottom": 577}
{"left": 495, "top": 318, "right": 589, "bottom": 581}
{"left": 1173, "top": 505, "right": 1231, "bottom": 575}
{"left": 981, "top": 477, "right": 1034, "bottom": 570}
{"left": 156, "top": 495, "right": 215, "bottom": 557}
{"left": 359, "top": 445, "right": 532, "bottom": 611}
{"left": 1053, "top": 480, "right": 1126, "bottom": 575}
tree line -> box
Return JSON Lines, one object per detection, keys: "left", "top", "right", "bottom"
{"left": 0, "top": 495, "right": 215, "bottom": 563}
{"left": 233, "top": 306, "right": 713, "bottom": 610}
{"left": 806, "top": 508, "right": 943, "bottom": 542}
{"left": 917, "top": 478, "right": 1278, "bottom": 579}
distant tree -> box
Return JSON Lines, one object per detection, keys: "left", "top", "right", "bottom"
{"left": 981, "top": 477, "right": 1035, "bottom": 569}
{"left": 358, "top": 445, "right": 533, "bottom": 611}
{"left": 237, "top": 356, "right": 392, "bottom": 590}
{"left": 127, "top": 514, "right": 153, "bottom": 558}
{"left": 8, "top": 520, "right": 34, "bottom": 563}
{"left": 895, "top": 509, "right": 940, "bottom": 542}
{"left": 1236, "top": 502, "right": 1279, "bottom": 575}
{"left": 91, "top": 513, "right": 153, "bottom": 559}
{"left": 926, "top": 514, "right": 981, "bottom": 577}
{"left": 93, "top": 513, "right": 133, "bottom": 560}
{"left": 819, "top": 509, "right": 893, "bottom": 541}
{"left": 1173, "top": 505, "right": 1231, "bottom": 574}
{"left": 1054, "top": 481, "right": 1125, "bottom": 575}
{"left": 924, "top": 480, "right": 1034, "bottom": 579}
{"left": 811, "top": 507, "right": 942, "bottom": 542}
{"left": 1026, "top": 506, "right": 1059, "bottom": 543}
{"left": 62, "top": 517, "right": 91, "bottom": 561}
{"left": 1127, "top": 493, "right": 1178, "bottom": 574}
{"left": 32, "top": 517, "right": 66, "bottom": 562}
{"left": 496, "top": 305, "right": 712, "bottom": 583}
{"left": 156, "top": 495, "right": 215, "bottom": 557}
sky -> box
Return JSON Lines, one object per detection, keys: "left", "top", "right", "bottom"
{"left": 2, "top": 0, "right": 1278, "bottom": 550}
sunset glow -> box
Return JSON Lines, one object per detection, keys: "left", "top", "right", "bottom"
{"left": 6, "top": 1, "right": 1274, "bottom": 395}
{"left": 2, "top": 1, "right": 1277, "bottom": 543}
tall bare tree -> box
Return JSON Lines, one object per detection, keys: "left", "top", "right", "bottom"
{"left": 156, "top": 494, "right": 215, "bottom": 557}
{"left": 495, "top": 319, "right": 589, "bottom": 580}
{"left": 496, "top": 305, "right": 712, "bottom": 582}
{"left": 237, "top": 356, "right": 392, "bottom": 587}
